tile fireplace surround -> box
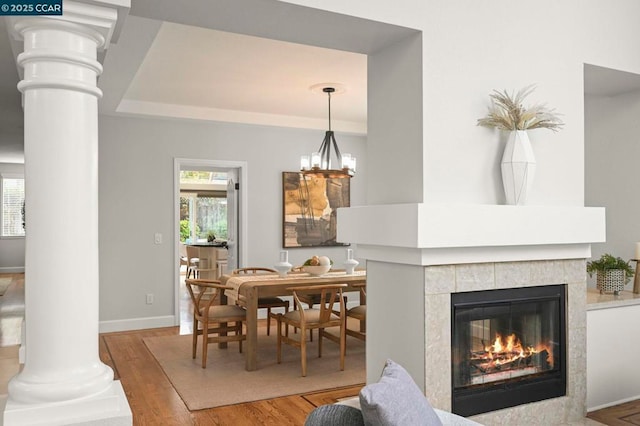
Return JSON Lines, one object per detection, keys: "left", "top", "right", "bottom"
{"left": 338, "top": 203, "right": 606, "bottom": 425}
{"left": 424, "top": 259, "right": 585, "bottom": 424}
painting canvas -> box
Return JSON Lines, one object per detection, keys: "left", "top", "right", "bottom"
{"left": 283, "top": 172, "right": 350, "bottom": 248}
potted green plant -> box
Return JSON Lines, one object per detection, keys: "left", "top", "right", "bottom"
{"left": 206, "top": 231, "right": 216, "bottom": 243}
{"left": 587, "top": 253, "right": 634, "bottom": 295}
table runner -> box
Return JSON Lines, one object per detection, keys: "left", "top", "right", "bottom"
{"left": 223, "top": 270, "right": 366, "bottom": 300}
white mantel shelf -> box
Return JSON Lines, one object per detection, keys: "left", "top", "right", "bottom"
{"left": 337, "top": 203, "right": 606, "bottom": 266}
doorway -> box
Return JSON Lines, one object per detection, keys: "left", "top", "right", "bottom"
{"left": 173, "top": 158, "right": 248, "bottom": 330}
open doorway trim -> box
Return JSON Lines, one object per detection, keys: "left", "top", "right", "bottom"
{"left": 173, "top": 157, "right": 248, "bottom": 326}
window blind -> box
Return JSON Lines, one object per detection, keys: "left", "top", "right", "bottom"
{"left": 1, "top": 176, "right": 25, "bottom": 237}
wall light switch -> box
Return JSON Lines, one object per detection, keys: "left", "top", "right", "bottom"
{"left": 154, "top": 233, "right": 162, "bottom": 244}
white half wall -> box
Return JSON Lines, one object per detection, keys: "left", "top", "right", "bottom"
{"left": 587, "top": 302, "right": 640, "bottom": 410}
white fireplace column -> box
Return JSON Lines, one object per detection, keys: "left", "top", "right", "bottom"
{"left": 3, "top": 1, "right": 131, "bottom": 425}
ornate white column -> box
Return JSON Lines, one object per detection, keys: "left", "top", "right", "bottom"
{"left": 3, "top": 1, "right": 131, "bottom": 424}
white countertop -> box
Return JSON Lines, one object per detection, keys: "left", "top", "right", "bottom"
{"left": 587, "top": 288, "right": 640, "bottom": 311}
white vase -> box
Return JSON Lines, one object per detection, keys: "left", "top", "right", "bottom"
{"left": 501, "top": 130, "right": 536, "bottom": 205}
{"left": 344, "top": 248, "right": 359, "bottom": 275}
{"left": 344, "top": 259, "right": 359, "bottom": 275}
{"left": 273, "top": 250, "right": 292, "bottom": 277}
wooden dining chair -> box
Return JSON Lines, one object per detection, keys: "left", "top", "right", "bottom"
{"left": 185, "top": 279, "right": 247, "bottom": 368}
{"left": 185, "top": 245, "right": 200, "bottom": 279}
{"left": 296, "top": 292, "right": 347, "bottom": 342}
{"left": 231, "top": 267, "right": 290, "bottom": 336}
{"left": 345, "top": 282, "right": 366, "bottom": 342}
{"left": 276, "top": 284, "right": 346, "bottom": 377}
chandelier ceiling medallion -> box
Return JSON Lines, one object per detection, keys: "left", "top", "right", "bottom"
{"left": 300, "top": 85, "right": 356, "bottom": 179}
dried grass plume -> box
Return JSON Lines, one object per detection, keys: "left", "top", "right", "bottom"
{"left": 477, "top": 85, "right": 564, "bottom": 132}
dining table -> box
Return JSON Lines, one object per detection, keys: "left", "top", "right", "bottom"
{"left": 219, "top": 269, "right": 366, "bottom": 371}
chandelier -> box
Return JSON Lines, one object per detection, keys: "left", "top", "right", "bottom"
{"left": 300, "top": 87, "right": 356, "bottom": 178}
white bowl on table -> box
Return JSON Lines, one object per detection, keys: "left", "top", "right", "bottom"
{"left": 302, "top": 264, "right": 331, "bottom": 276}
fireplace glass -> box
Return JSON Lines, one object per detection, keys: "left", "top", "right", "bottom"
{"left": 451, "top": 284, "right": 566, "bottom": 417}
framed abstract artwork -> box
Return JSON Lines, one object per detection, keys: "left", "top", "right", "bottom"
{"left": 282, "top": 172, "right": 350, "bottom": 248}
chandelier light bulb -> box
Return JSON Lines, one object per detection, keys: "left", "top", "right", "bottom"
{"left": 311, "top": 152, "right": 321, "bottom": 169}
{"left": 341, "top": 153, "right": 352, "bottom": 169}
{"left": 300, "top": 155, "right": 310, "bottom": 171}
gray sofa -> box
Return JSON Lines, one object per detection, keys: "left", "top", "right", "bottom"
{"left": 304, "top": 360, "right": 482, "bottom": 426}
{"left": 305, "top": 397, "right": 482, "bottom": 426}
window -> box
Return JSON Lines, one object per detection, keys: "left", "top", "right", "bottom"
{"left": 179, "top": 171, "right": 228, "bottom": 242}
{"left": 180, "top": 192, "right": 228, "bottom": 242}
{"left": 1, "top": 174, "right": 25, "bottom": 237}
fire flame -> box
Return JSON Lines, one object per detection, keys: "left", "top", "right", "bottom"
{"left": 482, "top": 333, "right": 553, "bottom": 368}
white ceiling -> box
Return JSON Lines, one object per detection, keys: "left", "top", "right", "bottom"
{"left": 2, "top": 7, "right": 640, "bottom": 164}
{"left": 119, "top": 22, "right": 367, "bottom": 133}
{"left": 0, "top": 10, "right": 373, "bottom": 163}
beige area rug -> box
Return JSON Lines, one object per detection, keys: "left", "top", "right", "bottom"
{"left": 0, "top": 278, "right": 12, "bottom": 296}
{"left": 144, "top": 329, "right": 365, "bottom": 410}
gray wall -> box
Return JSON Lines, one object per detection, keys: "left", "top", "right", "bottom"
{"left": 98, "top": 114, "right": 366, "bottom": 325}
{"left": 367, "top": 32, "right": 423, "bottom": 204}
{"left": 585, "top": 91, "right": 640, "bottom": 287}
{"left": 0, "top": 162, "right": 25, "bottom": 272}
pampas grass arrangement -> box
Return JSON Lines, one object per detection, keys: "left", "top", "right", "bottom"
{"left": 477, "top": 85, "right": 564, "bottom": 132}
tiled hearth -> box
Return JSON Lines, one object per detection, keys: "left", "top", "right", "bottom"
{"left": 423, "top": 259, "right": 587, "bottom": 424}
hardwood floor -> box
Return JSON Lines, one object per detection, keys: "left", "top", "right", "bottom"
{"left": 0, "top": 273, "right": 361, "bottom": 425}
{"left": 588, "top": 402, "right": 640, "bottom": 426}
{"left": 0, "top": 273, "right": 24, "bottom": 347}
{"left": 101, "top": 326, "right": 356, "bottom": 425}
{"left": 1, "top": 272, "right": 640, "bottom": 424}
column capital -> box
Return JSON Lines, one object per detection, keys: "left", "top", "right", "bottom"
{"left": 6, "top": 0, "right": 129, "bottom": 63}
{"left": 8, "top": 0, "right": 129, "bottom": 98}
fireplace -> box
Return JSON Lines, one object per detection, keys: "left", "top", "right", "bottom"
{"left": 451, "top": 284, "right": 567, "bottom": 417}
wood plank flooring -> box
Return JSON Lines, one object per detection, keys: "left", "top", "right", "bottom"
{"left": 588, "top": 401, "right": 640, "bottom": 426}
{"left": 101, "top": 326, "right": 361, "bottom": 425}
{"left": 1, "top": 272, "right": 640, "bottom": 424}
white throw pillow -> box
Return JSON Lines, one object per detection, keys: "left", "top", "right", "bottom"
{"left": 359, "top": 359, "right": 443, "bottom": 426}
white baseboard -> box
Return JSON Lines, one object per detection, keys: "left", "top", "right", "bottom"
{"left": 0, "top": 267, "right": 24, "bottom": 273}
{"left": 97, "top": 299, "right": 363, "bottom": 334}
{"left": 587, "top": 393, "right": 640, "bottom": 412}
{"left": 99, "top": 315, "right": 176, "bottom": 333}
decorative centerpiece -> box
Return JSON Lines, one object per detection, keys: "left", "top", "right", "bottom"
{"left": 344, "top": 248, "right": 359, "bottom": 275}
{"left": 587, "top": 253, "right": 634, "bottom": 295}
{"left": 477, "top": 85, "right": 563, "bottom": 205}
{"left": 302, "top": 255, "right": 332, "bottom": 276}
{"left": 274, "top": 250, "right": 292, "bottom": 277}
